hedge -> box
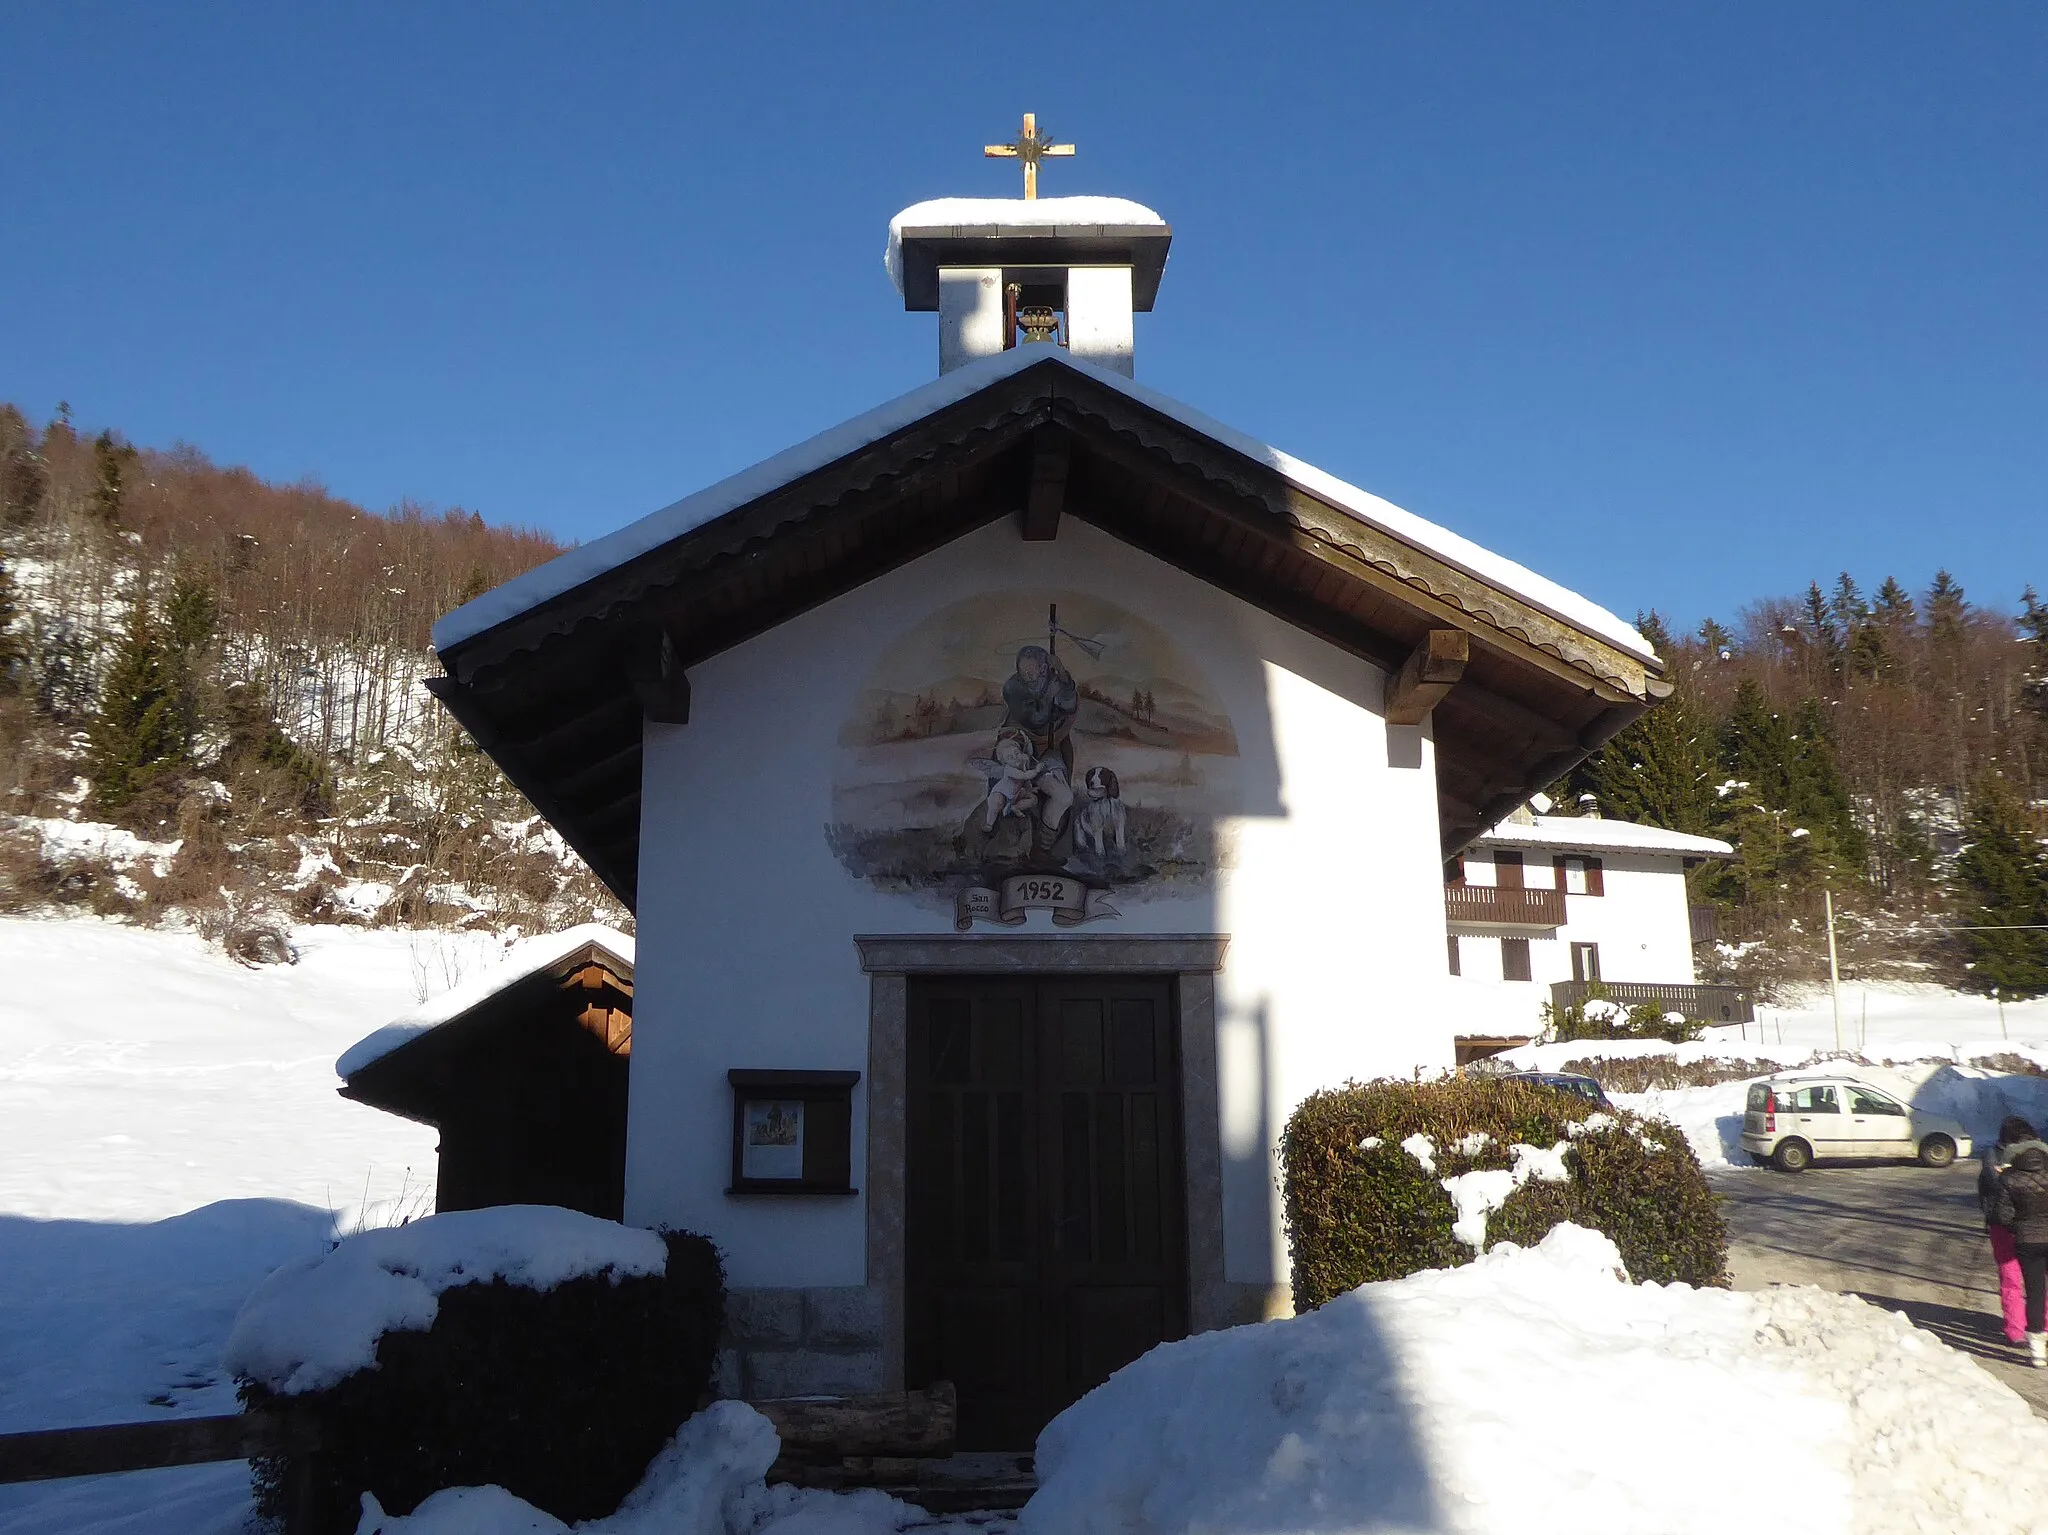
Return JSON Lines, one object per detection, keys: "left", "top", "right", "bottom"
{"left": 240, "top": 1228, "right": 724, "bottom": 1534}
{"left": 1544, "top": 986, "right": 1703, "bottom": 1044}
{"left": 1281, "top": 1075, "right": 1726, "bottom": 1310}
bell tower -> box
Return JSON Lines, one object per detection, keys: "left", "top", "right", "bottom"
{"left": 886, "top": 115, "right": 1173, "bottom": 378}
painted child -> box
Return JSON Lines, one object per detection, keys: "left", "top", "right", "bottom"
{"left": 971, "top": 728, "right": 1045, "bottom": 830}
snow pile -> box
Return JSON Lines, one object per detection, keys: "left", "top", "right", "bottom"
{"left": 337, "top": 923, "right": 635, "bottom": 1078}
{"left": 9, "top": 814, "right": 182, "bottom": 876}
{"left": 355, "top": 1400, "right": 993, "bottom": 1535}
{"left": 223, "top": 1205, "right": 667, "bottom": 1395}
{"left": 1021, "top": 1224, "right": 2048, "bottom": 1535}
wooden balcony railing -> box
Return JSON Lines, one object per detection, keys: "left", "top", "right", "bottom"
{"left": 1548, "top": 980, "right": 1754, "bottom": 1024}
{"left": 1443, "top": 884, "right": 1567, "bottom": 928}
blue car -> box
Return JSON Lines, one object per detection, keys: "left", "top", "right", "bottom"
{"left": 1504, "top": 1072, "right": 1612, "bottom": 1109}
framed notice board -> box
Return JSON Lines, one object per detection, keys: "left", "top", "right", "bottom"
{"left": 726, "top": 1069, "right": 859, "bottom": 1195}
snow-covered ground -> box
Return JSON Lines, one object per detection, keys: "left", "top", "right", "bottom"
{"left": 0, "top": 916, "right": 513, "bottom": 1534}
{"left": 355, "top": 1226, "right": 2048, "bottom": 1535}
{"left": 7, "top": 929, "right": 2048, "bottom": 1533}
{"left": 1495, "top": 979, "right": 2048, "bottom": 1169}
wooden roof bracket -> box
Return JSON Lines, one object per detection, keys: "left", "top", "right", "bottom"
{"left": 1385, "top": 628, "right": 1470, "bottom": 725}
{"left": 1018, "top": 426, "right": 1070, "bottom": 541}
{"left": 624, "top": 625, "right": 691, "bottom": 726}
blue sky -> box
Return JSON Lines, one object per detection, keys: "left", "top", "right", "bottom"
{"left": 3, "top": 2, "right": 2043, "bottom": 635}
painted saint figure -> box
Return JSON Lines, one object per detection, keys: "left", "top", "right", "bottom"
{"left": 1000, "top": 644, "right": 1078, "bottom": 841}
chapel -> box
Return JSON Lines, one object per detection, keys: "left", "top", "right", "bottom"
{"left": 421, "top": 121, "right": 1668, "bottom": 1447}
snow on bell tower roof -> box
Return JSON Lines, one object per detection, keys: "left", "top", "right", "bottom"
{"left": 890, "top": 115, "right": 1173, "bottom": 379}
{"left": 885, "top": 195, "right": 1173, "bottom": 310}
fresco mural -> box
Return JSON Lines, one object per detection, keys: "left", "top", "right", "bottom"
{"left": 828, "top": 593, "right": 1239, "bottom": 927}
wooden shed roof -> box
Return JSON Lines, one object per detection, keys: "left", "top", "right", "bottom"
{"left": 431, "top": 353, "right": 1665, "bottom": 907}
{"left": 339, "top": 937, "right": 633, "bottom": 1127}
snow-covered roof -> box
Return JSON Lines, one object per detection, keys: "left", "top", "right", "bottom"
{"left": 335, "top": 923, "right": 634, "bottom": 1080}
{"left": 884, "top": 195, "right": 1169, "bottom": 293}
{"left": 432, "top": 347, "right": 1653, "bottom": 664}
{"left": 1476, "top": 815, "right": 1733, "bottom": 858}
{"left": 222, "top": 1204, "right": 666, "bottom": 1394}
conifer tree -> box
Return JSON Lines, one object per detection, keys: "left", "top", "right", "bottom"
{"left": 0, "top": 555, "right": 24, "bottom": 688}
{"left": 1579, "top": 688, "right": 1718, "bottom": 834}
{"left": 1698, "top": 617, "right": 1734, "bottom": 655}
{"left": 1720, "top": 680, "right": 1795, "bottom": 802}
{"left": 91, "top": 430, "right": 138, "bottom": 525}
{"left": 1873, "top": 576, "right": 1916, "bottom": 630}
{"left": 1927, "top": 570, "right": 1968, "bottom": 646}
{"left": 2020, "top": 586, "right": 2048, "bottom": 721}
{"left": 89, "top": 586, "right": 186, "bottom": 813}
{"left": 161, "top": 573, "right": 219, "bottom": 744}
{"left": 1950, "top": 776, "right": 2048, "bottom": 997}
{"left": 1802, "top": 582, "right": 1842, "bottom": 677}
{"left": 1786, "top": 696, "right": 1866, "bottom": 877}
{"left": 0, "top": 406, "right": 44, "bottom": 524}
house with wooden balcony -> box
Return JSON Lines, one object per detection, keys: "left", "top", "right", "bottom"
{"left": 1445, "top": 810, "right": 1742, "bottom": 1059}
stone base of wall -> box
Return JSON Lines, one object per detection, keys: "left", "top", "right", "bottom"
{"left": 719, "top": 1285, "right": 885, "bottom": 1400}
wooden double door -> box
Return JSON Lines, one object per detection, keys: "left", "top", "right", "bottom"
{"left": 905, "top": 975, "right": 1188, "bottom": 1449}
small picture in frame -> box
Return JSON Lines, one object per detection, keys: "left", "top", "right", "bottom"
{"left": 741, "top": 1098, "right": 805, "bottom": 1181}
{"left": 727, "top": 1069, "right": 859, "bottom": 1195}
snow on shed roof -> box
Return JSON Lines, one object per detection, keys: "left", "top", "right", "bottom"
{"left": 884, "top": 195, "right": 1169, "bottom": 293}
{"left": 335, "top": 923, "right": 634, "bottom": 1080}
{"left": 432, "top": 347, "right": 1653, "bottom": 664}
{"left": 1476, "top": 816, "right": 1733, "bottom": 859}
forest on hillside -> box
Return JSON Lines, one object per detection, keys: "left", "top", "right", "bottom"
{"left": 1553, "top": 574, "right": 2048, "bottom": 996}
{"left": 0, "top": 403, "right": 623, "bottom": 953}
{"left": 0, "top": 400, "right": 2042, "bottom": 992}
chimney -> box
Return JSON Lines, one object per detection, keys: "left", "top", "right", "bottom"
{"left": 888, "top": 198, "right": 1173, "bottom": 377}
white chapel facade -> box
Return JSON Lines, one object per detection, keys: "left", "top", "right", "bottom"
{"left": 425, "top": 151, "right": 1667, "bottom": 1443}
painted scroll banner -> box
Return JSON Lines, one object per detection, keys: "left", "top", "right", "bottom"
{"left": 954, "top": 873, "right": 1121, "bottom": 931}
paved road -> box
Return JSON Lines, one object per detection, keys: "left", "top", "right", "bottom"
{"left": 1712, "top": 1160, "right": 2048, "bottom": 1416}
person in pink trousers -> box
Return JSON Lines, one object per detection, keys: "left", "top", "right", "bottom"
{"left": 1982, "top": 1116, "right": 2037, "bottom": 1347}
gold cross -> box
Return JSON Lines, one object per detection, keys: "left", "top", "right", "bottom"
{"left": 983, "top": 112, "right": 1074, "bottom": 201}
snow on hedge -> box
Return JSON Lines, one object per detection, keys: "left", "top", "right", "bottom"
{"left": 223, "top": 1205, "right": 667, "bottom": 1396}
{"left": 340, "top": 1225, "right": 2048, "bottom": 1535}
{"left": 336, "top": 924, "right": 635, "bottom": 1079}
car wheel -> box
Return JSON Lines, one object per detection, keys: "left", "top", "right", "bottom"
{"left": 1772, "top": 1139, "right": 1812, "bottom": 1173}
{"left": 1918, "top": 1135, "right": 1956, "bottom": 1169}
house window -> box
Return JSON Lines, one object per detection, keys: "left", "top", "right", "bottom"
{"left": 1571, "top": 942, "right": 1601, "bottom": 983}
{"left": 1447, "top": 935, "right": 1462, "bottom": 976}
{"left": 1494, "top": 851, "right": 1525, "bottom": 890}
{"left": 1555, "top": 855, "right": 1604, "bottom": 896}
{"left": 1501, "top": 938, "right": 1532, "bottom": 982}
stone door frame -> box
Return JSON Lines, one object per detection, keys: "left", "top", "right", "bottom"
{"left": 854, "top": 933, "right": 1232, "bottom": 1390}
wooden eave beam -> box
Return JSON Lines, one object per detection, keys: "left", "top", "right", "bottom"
{"left": 440, "top": 379, "right": 1056, "bottom": 684}
{"left": 550, "top": 740, "right": 645, "bottom": 802}
{"left": 1385, "top": 629, "right": 1469, "bottom": 724}
{"left": 623, "top": 625, "right": 691, "bottom": 725}
{"left": 1055, "top": 407, "right": 1649, "bottom": 706}
{"left": 1018, "top": 427, "right": 1070, "bottom": 541}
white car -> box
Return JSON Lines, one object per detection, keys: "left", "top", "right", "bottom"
{"left": 1740, "top": 1076, "right": 1973, "bottom": 1173}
